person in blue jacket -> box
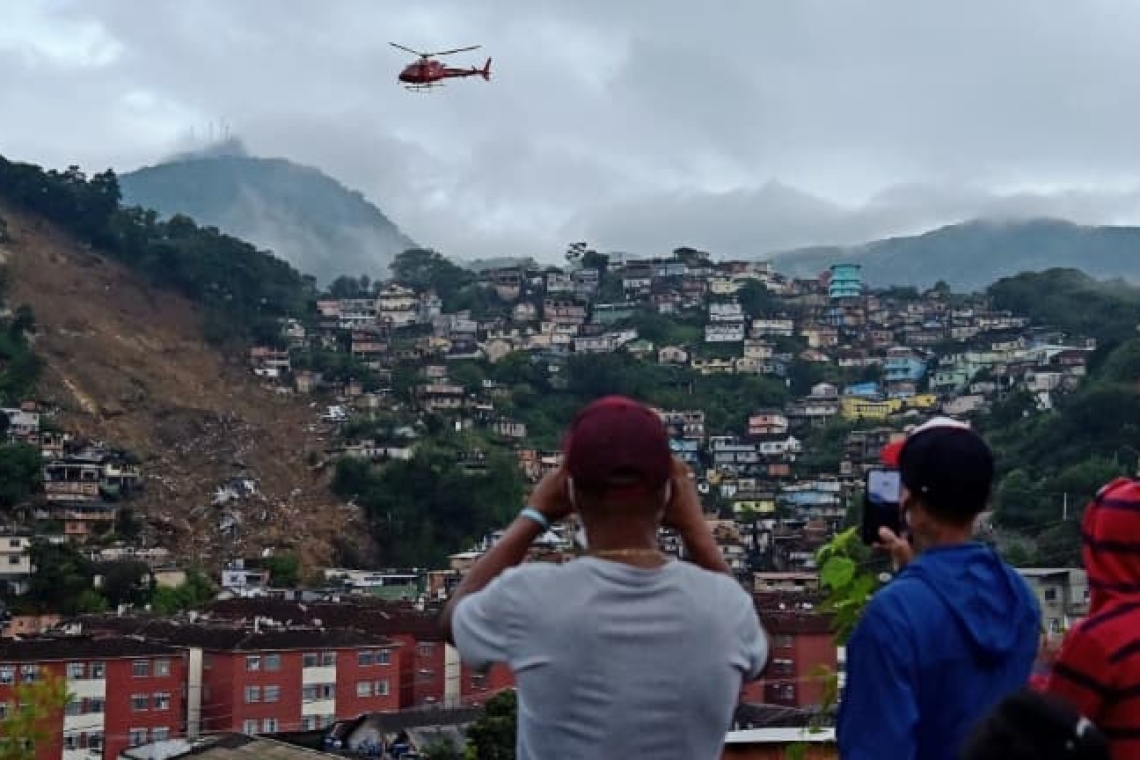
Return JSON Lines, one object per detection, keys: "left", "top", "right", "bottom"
{"left": 837, "top": 418, "right": 1041, "bottom": 760}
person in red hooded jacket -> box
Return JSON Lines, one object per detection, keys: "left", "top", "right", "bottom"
{"left": 1046, "top": 477, "right": 1140, "bottom": 758}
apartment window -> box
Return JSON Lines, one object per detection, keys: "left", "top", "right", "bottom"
{"left": 153, "top": 692, "right": 171, "bottom": 710}
{"left": 264, "top": 685, "right": 280, "bottom": 703}
{"left": 90, "top": 661, "right": 105, "bottom": 679}
{"left": 418, "top": 643, "right": 435, "bottom": 657}
{"left": 374, "top": 679, "right": 390, "bottom": 697}
{"left": 265, "top": 654, "right": 281, "bottom": 671}
{"left": 246, "top": 655, "right": 261, "bottom": 672}
{"left": 87, "top": 697, "right": 105, "bottom": 714}
{"left": 356, "top": 681, "right": 372, "bottom": 698}
{"left": 87, "top": 733, "right": 103, "bottom": 751}
{"left": 66, "top": 662, "right": 85, "bottom": 680}
{"left": 244, "top": 686, "right": 261, "bottom": 704}
{"left": 376, "top": 649, "right": 391, "bottom": 665}
{"left": 152, "top": 727, "right": 170, "bottom": 742}
{"left": 1044, "top": 588, "right": 1058, "bottom": 602}
{"left": 357, "top": 651, "right": 375, "bottom": 667}
{"left": 132, "top": 660, "right": 150, "bottom": 677}
{"left": 301, "top": 716, "right": 318, "bottom": 731}
{"left": 302, "top": 652, "right": 319, "bottom": 668}
{"left": 0, "top": 702, "right": 8, "bottom": 720}
{"left": 263, "top": 718, "right": 279, "bottom": 733}
{"left": 129, "top": 729, "right": 147, "bottom": 747}
{"left": 20, "top": 664, "right": 38, "bottom": 683}
{"left": 131, "top": 694, "right": 149, "bottom": 711}
{"left": 319, "top": 684, "right": 335, "bottom": 699}
{"left": 154, "top": 658, "right": 171, "bottom": 677}
{"left": 0, "top": 666, "right": 13, "bottom": 685}
{"left": 302, "top": 685, "right": 318, "bottom": 701}
{"left": 320, "top": 651, "right": 336, "bottom": 666}
{"left": 64, "top": 699, "right": 82, "bottom": 717}
{"left": 242, "top": 719, "right": 259, "bottom": 735}
{"left": 64, "top": 734, "right": 80, "bottom": 750}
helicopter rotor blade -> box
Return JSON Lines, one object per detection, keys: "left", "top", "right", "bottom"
{"left": 389, "top": 42, "right": 428, "bottom": 57}
{"left": 428, "top": 45, "right": 482, "bottom": 57}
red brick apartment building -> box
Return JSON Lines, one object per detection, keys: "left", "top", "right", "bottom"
{"left": 71, "top": 617, "right": 403, "bottom": 737}
{"left": 202, "top": 598, "right": 515, "bottom": 707}
{"left": 0, "top": 636, "right": 185, "bottom": 760}
{"left": 741, "top": 596, "right": 837, "bottom": 710}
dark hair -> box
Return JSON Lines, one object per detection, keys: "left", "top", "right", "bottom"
{"left": 960, "top": 690, "right": 1109, "bottom": 760}
{"left": 898, "top": 426, "right": 994, "bottom": 523}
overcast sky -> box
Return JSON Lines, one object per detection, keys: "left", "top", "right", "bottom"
{"left": 4, "top": 0, "right": 1140, "bottom": 262}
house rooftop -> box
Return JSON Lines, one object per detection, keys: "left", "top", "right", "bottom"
{"left": 66, "top": 616, "right": 398, "bottom": 651}
{"left": 122, "top": 734, "right": 337, "bottom": 759}
{"left": 0, "top": 634, "right": 182, "bottom": 662}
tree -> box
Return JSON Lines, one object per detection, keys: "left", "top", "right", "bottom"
{"left": 150, "top": 570, "right": 217, "bottom": 614}
{"left": 0, "top": 444, "right": 42, "bottom": 510}
{"left": 97, "top": 560, "right": 153, "bottom": 608}
{"left": 0, "top": 671, "right": 70, "bottom": 760}
{"left": 737, "top": 280, "right": 777, "bottom": 319}
{"left": 25, "top": 541, "right": 105, "bottom": 615}
{"left": 264, "top": 552, "right": 301, "bottom": 588}
{"left": 423, "top": 737, "right": 464, "bottom": 760}
{"left": 465, "top": 690, "right": 517, "bottom": 760}
{"left": 391, "top": 249, "right": 473, "bottom": 305}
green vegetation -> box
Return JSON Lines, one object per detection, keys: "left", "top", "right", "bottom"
{"left": 263, "top": 551, "right": 301, "bottom": 588}
{"left": 5, "top": 542, "right": 215, "bottom": 615}
{"left": 332, "top": 436, "right": 525, "bottom": 567}
{"left": 989, "top": 268, "right": 1140, "bottom": 347}
{"left": 0, "top": 444, "right": 42, "bottom": 510}
{"left": 464, "top": 690, "right": 518, "bottom": 760}
{"left": 0, "top": 671, "right": 70, "bottom": 760}
{"left": 0, "top": 156, "right": 313, "bottom": 346}
{"left": 150, "top": 570, "right": 218, "bottom": 614}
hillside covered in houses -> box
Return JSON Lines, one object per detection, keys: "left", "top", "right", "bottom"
{"left": 258, "top": 244, "right": 1140, "bottom": 574}
{"left": 1, "top": 155, "right": 1139, "bottom": 610}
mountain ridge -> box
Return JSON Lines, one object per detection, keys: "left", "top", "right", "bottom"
{"left": 120, "top": 153, "right": 416, "bottom": 285}
{"left": 766, "top": 217, "right": 1140, "bottom": 290}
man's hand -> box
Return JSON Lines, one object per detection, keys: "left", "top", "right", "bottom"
{"left": 875, "top": 526, "right": 914, "bottom": 571}
{"left": 529, "top": 465, "right": 573, "bottom": 524}
{"left": 663, "top": 458, "right": 704, "bottom": 534}
{"left": 664, "top": 458, "right": 732, "bottom": 575}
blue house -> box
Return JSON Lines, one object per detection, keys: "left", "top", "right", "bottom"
{"left": 884, "top": 349, "right": 927, "bottom": 383}
{"left": 843, "top": 381, "right": 881, "bottom": 398}
{"left": 829, "top": 263, "right": 863, "bottom": 300}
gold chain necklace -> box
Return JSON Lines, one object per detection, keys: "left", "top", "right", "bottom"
{"left": 589, "top": 548, "right": 667, "bottom": 559}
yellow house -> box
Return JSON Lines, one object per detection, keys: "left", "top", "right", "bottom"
{"left": 840, "top": 396, "right": 901, "bottom": 420}
{"left": 733, "top": 499, "right": 777, "bottom": 516}
{"left": 841, "top": 393, "right": 940, "bottom": 420}
{"left": 902, "top": 393, "right": 938, "bottom": 411}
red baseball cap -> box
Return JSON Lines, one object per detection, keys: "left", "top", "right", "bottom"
{"left": 563, "top": 396, "right": 672, "bottom": 494}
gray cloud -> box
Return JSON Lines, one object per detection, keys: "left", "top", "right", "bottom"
{"left": 3, "top": 0, "right": 1140, "bottom": 264}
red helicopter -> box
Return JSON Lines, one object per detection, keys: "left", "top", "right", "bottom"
{"left": 390, "top": 43, "right": 492, "bottom": 92}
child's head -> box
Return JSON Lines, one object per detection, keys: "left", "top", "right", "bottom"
{"left": 961, "top": 690, "right": 1109, "bottom": 760}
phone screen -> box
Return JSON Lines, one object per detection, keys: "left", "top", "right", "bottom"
{"left": 862, "top": 469, "right": 902, "bottom": 545}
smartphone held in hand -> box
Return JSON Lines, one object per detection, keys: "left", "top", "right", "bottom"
{"left": 862, "top": 468, "right": 903, "bottom": 545}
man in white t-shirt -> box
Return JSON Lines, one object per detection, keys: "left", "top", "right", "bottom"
{"left": 441, "top": 395, "right": 768, "bottom": 760}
